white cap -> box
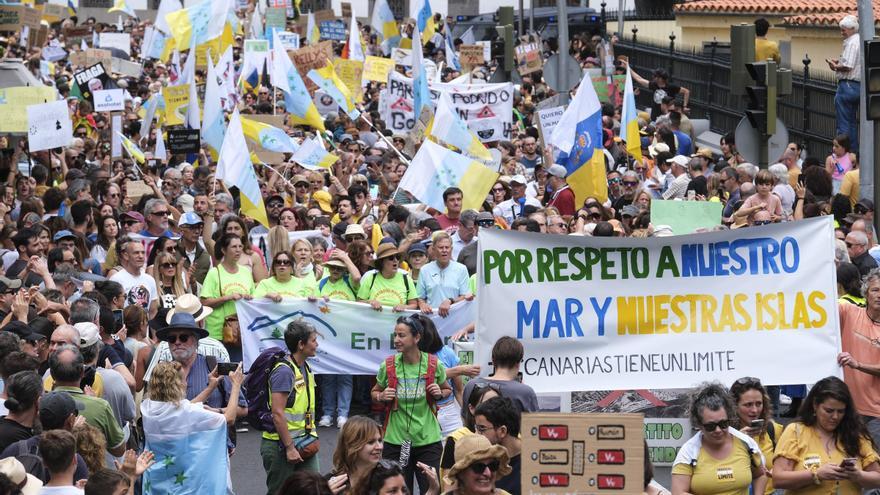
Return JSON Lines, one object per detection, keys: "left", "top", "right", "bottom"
{"left": 510, "top": 174, "right": 527, "bottom": 185}
{"left": 74, "top": 322, "right": 100, "bottom": 348}
{"left": 666, "top": 155, "right": 690, "bottom": 167}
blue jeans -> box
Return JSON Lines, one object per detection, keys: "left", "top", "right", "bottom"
{"left": 835, "top": 80, "right": 860, "bottom": 151}
{"left": 320, "top": 374, "right": 352, "bottom": 418}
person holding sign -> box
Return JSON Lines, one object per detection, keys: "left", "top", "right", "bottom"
{"left": 772, "top": 377, "right": 880, "bottom": 495}
{"left": 729, "top": 377, "right": 784, "bottom": 494}
{"left": 371, "top": 315, "right": 451, "bottom": 495}
{"left": 671, "top": 383, "right": 767, "bottom": 495}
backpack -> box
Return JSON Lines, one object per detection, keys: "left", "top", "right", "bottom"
{"left": 14, "top": 439, "right": 49, "bottom": 483}
{"left": 382, "top": 353, "right": 438, "bottom": 432}
{"left": 243, "top": 347, "right": 296, "bottom": 432}
{"left": 368, "top": 271, "right": 411, "bottom": 293}
{"left": 319, "top": 274, "right": 356, "bottom": 296}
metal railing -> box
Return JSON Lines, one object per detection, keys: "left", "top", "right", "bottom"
{"left": 614, "top": 34, "right": 838, "bottom": 160}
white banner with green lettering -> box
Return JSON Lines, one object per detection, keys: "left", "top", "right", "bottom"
{"left": 475, "top": 217, "right": 842, "bottom": 393}
{"left": 237, "top": 298, "right": 475, "bottom": 373}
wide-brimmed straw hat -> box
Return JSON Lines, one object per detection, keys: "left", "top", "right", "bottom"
{"left": 443, "top": 434, "right": 512, "bottom": 486}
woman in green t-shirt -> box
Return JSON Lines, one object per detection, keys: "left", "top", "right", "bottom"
{"left": 199, "top": 234, "right": 254, "bottom": 354}
{"left": 357, "top": 244, "right": 418, "bottom": 312}
{"left": 371, "top": 315, "right": 451, "bottom": 495}
{"left": 254, "top": 250, "right": 318, "bottom": 301}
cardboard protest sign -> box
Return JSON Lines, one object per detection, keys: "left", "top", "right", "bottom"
{"left": 99, "top": 32, "right": 131, "bottom": 56}
{"left": 319, "top": 20, "right": 346, "bottom": 40}
{"left": 93, "top": 89, "right": 124, "bottom": 112}
{"left": 363, "top": 56, "right": 394, "bottom": 82}
{"left": 167, "top": 129, "right": 200, "bottom": 154}
{"left": 290, "top": 41, "right": 333, "bottom": 93}
{"left": 516, "top": 38, "right": 543, "bottom": 75}
{"left": 27, "top": 100, "right": 73, "bottom": 152}
{"left": 0, "top": 6, "right": 40, "bottom": 33}
{"left": 334, "top": 58, "right": 364, "bottom": 98}
{"left": 340, "top": 1, "right": 351, "bottom": 18}
{"left": 40, "top": 3, "right": 69, "bottom": 23}
{"left": 521, "top": 413, "right": 644, "bottom": 494}
{"left": 162, "top": 85, "right": 189, "bottom": 126}
{"left": 69, "top": 49, "right": 112, "bottom": 70}
{"left": 63, "top": 25, "right": 92, "bottom": 45}
{"left": 111, "top": 57, "right": 142, "bottom": 77}
{"left": 0, "top": 86, "right": 58, "bottom": 133}
{"left": 459, "top": 44, "right": 484, "bottom": 69}
{"left": 650, "top": 200, "right": 722, "bottom": 235}
{"left": 73, "top": 63, "right": 115, "bottom": 105}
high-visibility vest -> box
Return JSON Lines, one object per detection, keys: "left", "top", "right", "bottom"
{"left": 262, "top": 360, "right": 316, "bottom": 441}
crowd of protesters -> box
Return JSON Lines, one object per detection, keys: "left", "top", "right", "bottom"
{"left": 0, "top": 1, "right": 875, "bottom": 494}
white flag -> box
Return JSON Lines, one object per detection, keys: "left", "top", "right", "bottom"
{"left": 346, "top": 8, "right": 364, "bottom": 61}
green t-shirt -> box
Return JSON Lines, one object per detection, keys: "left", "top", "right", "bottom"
{"left": 253, "top": 274, "right": 318, "bottom": 299}
{"left": 469, "top": 273, "right": 477, "bottom": 296}
{"left": 376, "top": 353, "right": 446, "bottom": 447}
{"left": 318, "top": 275, "right": 357, "bottom": 301}
{"left": 54, "top": 386, "right": 125, "bottom": 449}
{"left": 200, "top": 264, "right": 255, "bottom": 340}
{"left": 356, "top": 271, "right": 418, "bottom": 306}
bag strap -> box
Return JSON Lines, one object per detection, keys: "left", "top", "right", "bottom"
{"left": 766, "top": 421, "right": 777, "bottom": 450}
{"left": 425, "top": 354, "right": 439, "bottom": 415}
{"left": 216, "top": 267, "right": 223, "bottom": 297}
{"left": 382, "top": 355, "right": 397, "bottom": 434}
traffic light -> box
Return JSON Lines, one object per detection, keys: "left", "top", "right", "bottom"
{"left": 496, "top": 7, "right": 514, "bottom": 73}
{"left": 744, "top": 60, "right": 777, "bottom": 135}
{"left": 730, "top": 24, "right": 756, "bottom": 96}
{"left": 865, "top": 39, "right": 880, "bottom": 120}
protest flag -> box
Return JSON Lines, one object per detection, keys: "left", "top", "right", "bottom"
{"left": 202, "top": 53, "right": 225, "bottom": 155}
{"left": 240, "top": 116, "right": 301, "bottom": 154}
{"left": 370, "top": 0, "right": 399, "bottom": 54}
{"left": 548, "top": 72, "right": 609, "bottom": 204}
{"left": 443, "top": 20, "right": 460, "bottom": 71}
{"left": 306, "top": 11, "right": 320, "bottom": 45}
{"left": 307, "top": 61, "right": 360, "bottom": 120}
{"left": 342, "top": 8, "right": 365, "bottom": 61}
{"left": 429, "top": 92, "right": 491, "bottom": 163}
{"left": 399, "top": 139, "right": 497, "bottom": 212}
{"left": 620, "top": 68, "right": 643, "bottom": 164}
{"left": 412, "top": 0, "right": 434, "bottom": 45}
{"left": 154, "top": 0, "right": 182, "bottom": 34}
{"left": 154, "top": 130, "right": 167, "bottom": 162}
{"left": 270, "top": 30, "right": 326, "bottom": 131}
{"left": 108, "top": 0, "right": 137, "bottom": 18}
{"left": 216, "top": 109, "right": 270, "bottom": 227}
{"left": 291, "top": 137, "right": 339, "bottom": 170}
{"left": 117, "top": 132, "right": 146, "bottom": 164}
{"left": 164, "top": 0, "right": 230, "bottom": 51}
{"left": 411, "top": 22, "right": 430, "bottom": 122}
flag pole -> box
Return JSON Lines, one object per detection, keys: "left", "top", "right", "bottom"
{"left": 358, "top": 114, "right": 410, "bottom": 164}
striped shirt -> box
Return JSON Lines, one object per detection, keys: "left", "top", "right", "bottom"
{"left": 839, "top": 34, "right": 861, "bottom": 81}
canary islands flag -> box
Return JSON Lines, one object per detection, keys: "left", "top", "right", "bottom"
{"left": 306, "top": 11, "right": 320, "bottom": 44}
{"left": 108, "top": 0, "right": 137, "bottom": 18}
{"left": 216, "top": 109, "right": 270, "bottom": 227}
{"left": 117, "top": 132, "right": 145, "bottom": 164}
{"left": 620, "top": 68, "right": 642, "bottom": 163}
{"left": 292, "top": 136, "right": 339, "bottom": 170}
{"left": 412, "top": 0, "right": 434, "bottom": 45}
{"left": 307, "top": 62, "right": 360, "bottom": 120}
{"left": 399, "top": 139, "right": 497, "bottom": 212}
{"left": 141, "top": 399, "right": 229, "bottom": 495}
{"left": 240, "top": 116, "right": 300, "bottom": 154}
{"left": 411, "top": 22, "right": 430, "bottom": 122}
{"left": 371, "top": 0, "right": 399, "bottom": 54}
{"left": 270, "top": 30, "right": 325, "bottom": 131}
{"left": 548, "top": 73, "right": 608, "bottom": 204}
{"left": 164, "top": 0, "right": 230, "bottom": 51}
{"left": 430, "top": 92, "right": 490, "bottom": 163}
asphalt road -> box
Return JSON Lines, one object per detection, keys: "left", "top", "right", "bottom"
{"left": 229, "top": 421, "right": 674, "bottom": 495}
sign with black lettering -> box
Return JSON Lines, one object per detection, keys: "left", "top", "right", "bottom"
{"left": 73, "top": 62, "right": 115, "bottom": 105}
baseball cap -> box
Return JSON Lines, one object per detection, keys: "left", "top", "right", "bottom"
{"left": 510, "top": 175, "right": 528, "bottom": 185}
{"left": 39, "top": 391, "right": 84, "bottom": 428}
{"left": 178, "top": 211, "right": 203, "bottom": 227}
{"left": 74, "top": 322, "right": 101, "bottom": 348}
{"left": 332, "top": 222, "right": 349, "bottom": 238}
{"left": 2, "top": 321, "right": 43, "bottom": 342}
{"left": 547, "top": 164, "right": 568, "bottom": 178}
{"left": 292, "top": 175, "right": 309, "bottom": 186}
{"left": 340, "top": 134, "right": 354, "bottom": 143}
{"left": 53, "top": 230, "right": 76, "bottom": 242}
{"left": 666, "top": 155, "right": 690, "bottom": 167}
{"left": 621, "top": 204, "right": 641, "bottom": 217}
{"left": 408, "top": 242, "right": 428, "bottom": 255}
{"left": 857, "top": 199, "right": 875, "bottom": 212}
{"left": 313, "top": 190, "right": 333, "bottom": 213}
{"left": 0, "top": 276, "right": 22, "bottom": 293}
{"left": 177, "top": 194, "right": 194, "bottom": 213}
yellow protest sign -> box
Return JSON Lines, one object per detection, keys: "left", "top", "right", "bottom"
{"left": 162, "top": 85, "right": 189, "bottom": 126}
{"left": 362, "top": 56, "right": 394, "bottom": 83}
{"left": 334, "top": 58, "right": 364, "bottom": 98}
{"left": 0, "top": 86, "right": 59, "bottom": 133}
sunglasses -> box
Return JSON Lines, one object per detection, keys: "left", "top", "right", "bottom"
{"left": 275, "top": 259, "right": 292, "bottom": 266}
{"left": 123, "top": 221, "right": 138, "bottom": 226}
{"left": 701, "top": 419, "right": 730, "bottom": 432}
{"left": 734, "top": 376, "right": 762, "bottom": 388}
{"left": 469, "top": 461, "right": 500, "bottom": 474}
{"left": 166, "top": 333, "right": 191, "bottom": 343}
{"left": 152, "top": 210, "right": 170, "bottom": 216}
{"left": 492, "top": 187, "right": 505, "bottom": 193}
{"left": 753, "top": 220, "right": 772, "bottom": 226}
{"left": 855, "top": 206, "right": 869, "bottom": 214}
{"left": 623, "top": 181, "right": 639, "bottom": 186}
{"left": 588, "top": 212, "right": 602, "bottom": 220}
{"left": 160, "top": 262, "right": 175, "bottom": 269}
{"left": 551, "top": 223, "right": 567, "bottom": 229}
{"left": 267, "top": 202, "right": 284, "bottom": 208}
{"left": 476, "top": 220, "right": 495, "bottom": 227}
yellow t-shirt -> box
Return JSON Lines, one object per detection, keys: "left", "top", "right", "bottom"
{"left": 755, "top": 39, "right": 780, "bottom": 64}
{"left": 672, "top": 437, "right": 756, "bottom": 495}
{"left": 749, "top": 422, "right": 784, "bottom": 495}
{"left": 773, "top": 422, "right": 879, "bottom": 495}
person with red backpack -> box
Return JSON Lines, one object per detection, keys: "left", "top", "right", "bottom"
{"left": 371, "top": 314, "right": 451, "bottom": 495}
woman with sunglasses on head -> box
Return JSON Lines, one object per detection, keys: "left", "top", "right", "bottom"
{"left": 772, "top": 376, "right": 880, "bottom": 495}
{"left": 254, "top": 250, "right": 318, "bottom": 302}
{"left": 672, "top": 382, "right": 767, "bottom": 495}
{"left": 371, "top": 315, "right": 451, "bottom": 494}
{"left": 729, "top": 377, "right": 784, "bottom": 494}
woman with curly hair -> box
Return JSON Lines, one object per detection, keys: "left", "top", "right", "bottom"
{"left": 73, "top": 422, "right": 107, "bottom": 475}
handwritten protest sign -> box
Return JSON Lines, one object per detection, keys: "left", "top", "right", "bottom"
{"left": 162, "top": 85, "right": 189, "bottom": 126}
{"left": 334, "top": 58, "right": 364, "bottom": 98}
{"left": 69, "top": 49, "right": 112, "bottom": 70}
{"left": 475, "top": 218, "right": 841, "bottom": 393}
{"left": 516, "top": 38, "right": 543, "bottom": 75}
{"left": 290, "top": 41, "right": 333, "bottom": 93}
{"left": 459, "top": 44, "right": 484, "bottom": 69}
{"left": 363, "top": 56, "right": 394, "bottom": 82}
{"left": 650, "top": 200, "right": 722, "bottom": 235}
{"left": 27, "top": 100, "right": 72, "bottom": 152}
{"left": 537, "top": 105, "right": 565, "bottom": 147}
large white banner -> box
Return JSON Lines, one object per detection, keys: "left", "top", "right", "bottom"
{"left": 476, "top": 217, "right": 842, "bottom": 393}
{"left": 380, "top": 71, "right": 514, "bottom": 142}
{"left": 237, "top": 298, "right": 476, "bottom": 373}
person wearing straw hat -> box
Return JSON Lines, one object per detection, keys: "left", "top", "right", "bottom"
{"left": 357, "top": 244, "right": 418, "bottom": 312}
{"left": 318, "top": 255, "right": 360, "bottom": 302}
{"left": 0, "top": 457, "right": 42, "bottom": 495}
{"left": 442, "top": 434, "right": 513, "bottom": 495}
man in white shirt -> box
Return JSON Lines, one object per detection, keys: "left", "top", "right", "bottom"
{"left": 494, "top": 175, "right": 541, "bottom": 225}
{"left": 662, "top": 156, "right": 692, "bottom": 200}
{"left": 110, "top": 236, "right": 158, "bottom": 319}
{"left": 451, "top": 210, "right": 478, "bottom": 260}
{"left": 827, "top": 15, "right": 861, "bottom": 151}
{"left": 38, "top": 429, "right": 84, "bottom": 494}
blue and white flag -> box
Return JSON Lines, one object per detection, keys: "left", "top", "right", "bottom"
{"left": 411, "top": 22, "right": 430, "bottom": 121}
